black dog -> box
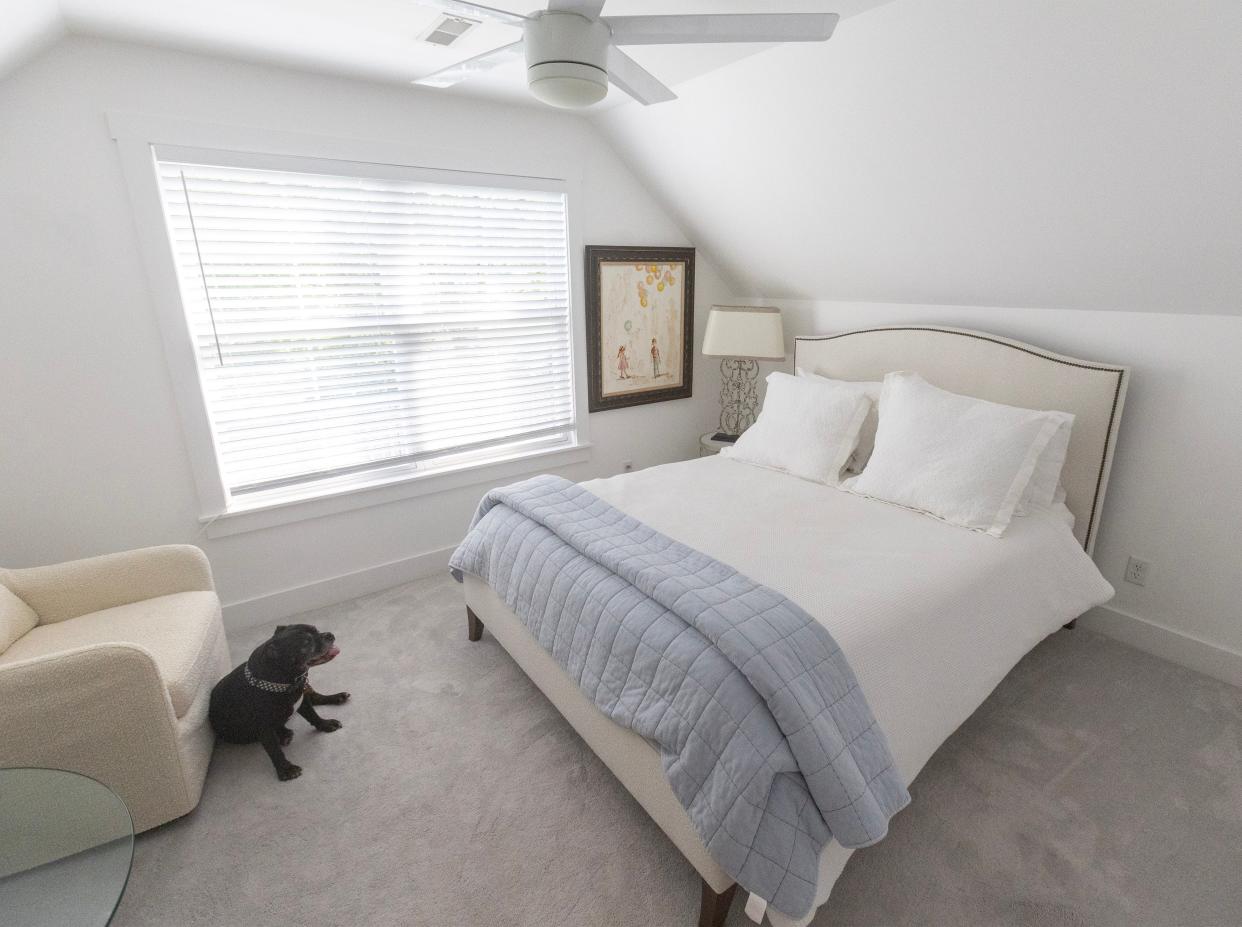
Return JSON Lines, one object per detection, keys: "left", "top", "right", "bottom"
{"left": 208, "top": 624, "right": 349, "bottom": 781}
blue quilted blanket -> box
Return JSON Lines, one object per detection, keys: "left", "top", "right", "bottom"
{"left": 449, "top": 475, "right": 909, "bottom": 918}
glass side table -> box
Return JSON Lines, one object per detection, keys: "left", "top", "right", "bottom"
{"left": 0, "top": 768, "right": 134, "bottom": 927}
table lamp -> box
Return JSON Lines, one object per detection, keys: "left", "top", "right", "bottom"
{"left": 701, "top": 305, "right": 785, "bottom": 442}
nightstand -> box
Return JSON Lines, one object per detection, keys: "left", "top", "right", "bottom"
{"left": 699, "top": 433, "right": 735, "bottom": 457}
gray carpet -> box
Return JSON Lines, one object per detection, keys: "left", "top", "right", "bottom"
{"left": 112, "top": 573, "right": 1242, "bottom": 927}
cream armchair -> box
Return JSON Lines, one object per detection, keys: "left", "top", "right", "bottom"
{"left": 0, "top": 545, "right": 230, "bottom": 832}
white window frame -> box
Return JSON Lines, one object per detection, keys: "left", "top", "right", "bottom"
{"left": 110, "top": 113, "right": 591, "bottom": 537}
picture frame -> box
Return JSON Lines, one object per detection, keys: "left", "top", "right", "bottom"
{"left": 584, "top": 246, "right": 695, "bottom": 412}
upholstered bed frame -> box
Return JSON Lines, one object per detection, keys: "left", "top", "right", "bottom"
{"left": 462, "top": 326, "right": 1129, "bottom": 926}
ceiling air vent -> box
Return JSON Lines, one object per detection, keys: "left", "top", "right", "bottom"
{"left": 421, "top": 14, "right": 481, "bottom": 47}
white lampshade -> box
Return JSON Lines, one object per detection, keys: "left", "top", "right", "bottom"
{"left": 702, "top": 306, "right": 785, "bottom": 360}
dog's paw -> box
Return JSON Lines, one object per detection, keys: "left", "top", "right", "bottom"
{"left": 317, "top": 718, "right": 343, "bottom": 733}
{"left": 325, "top": 691, "right": 351, "bottom": 705}
{"left": 277, "top": 764, "right": 302, "bottom": 781}
{"left": 278, "top": 728, "right": 294, "bottom": 746}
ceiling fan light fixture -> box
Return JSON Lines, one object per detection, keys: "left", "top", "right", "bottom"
{"left": 527, "top": 61, "right": 608, "bottom": 108}
{"left": 413, "top": 3, "right": 840, "bottom": 108}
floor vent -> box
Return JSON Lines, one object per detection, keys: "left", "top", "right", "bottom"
{"left": 422, "top": 14, "right": 481, "bottom": 46}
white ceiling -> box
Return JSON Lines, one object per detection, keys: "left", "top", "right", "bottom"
{"left": 0, "top": 0, "right": 895, "bottom": 110}
{"left": 596, "top": 0, "right": 1242, "bottom": 314}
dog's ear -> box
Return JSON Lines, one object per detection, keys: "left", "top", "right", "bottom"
{"left": 274, "top": 625, "right": 288, "bottom": 633}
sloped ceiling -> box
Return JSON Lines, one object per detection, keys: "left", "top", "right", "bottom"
{"left": 0, "top": 1, "right": 64, "bottom": 77}
{"left": 594, "top": 0, "right": 1242, "bottom": 314}
{"left": 0, "top": 0, "right": 896, "bottom": 110}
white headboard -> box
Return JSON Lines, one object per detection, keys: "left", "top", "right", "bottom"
{"left": 795, "top": 326, "right": 1129, "bottom": 553}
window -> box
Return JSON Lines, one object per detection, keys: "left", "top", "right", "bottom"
{"left": 153, "top": 148, "right": 576, "bottom": 509}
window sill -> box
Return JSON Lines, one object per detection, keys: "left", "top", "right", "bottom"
{"left": 200, "top": 441, "right": 593, "bottom": 539}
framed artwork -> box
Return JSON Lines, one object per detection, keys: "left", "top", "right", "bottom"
{"left": 585, "top": 246, "right": 695, "bottom": 412}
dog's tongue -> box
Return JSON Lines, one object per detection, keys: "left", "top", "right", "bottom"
{"left": 308, "top": 643, "right": 340, "bottom": 666}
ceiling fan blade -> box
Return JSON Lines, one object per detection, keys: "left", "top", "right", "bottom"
{"left": 607, "top": 47, "right": 677, "bottom": 106}
{"left": 547, "top": 0, "right": 607, "bottom": 16}
{"left": 605, "top": 12, "right": 839, "bottom": 45}
{"left": 420, "top": 0, "right": 529, "bottom": 28}
{"left": 413, "top": 41, "right": 526, "bottom": 88}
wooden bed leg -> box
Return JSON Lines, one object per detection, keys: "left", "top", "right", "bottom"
{"left": 466, "top": 607, "right": 484, "bottom": 642}
{"left": 698, "top": 879, "right": 737, "bottom": 927}
{"left": 1063, "top": 619, "right": 1077, "bottom": 630}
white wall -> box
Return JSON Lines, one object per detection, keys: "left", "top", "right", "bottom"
{"left": 0, "top": 36, "right": 727, "bottom": 622}
{"left": 768, "top": 300, "right": 1242, "bottom": 684}
{"left": 596, "top": 0, "right": 1242, "bottom": 315}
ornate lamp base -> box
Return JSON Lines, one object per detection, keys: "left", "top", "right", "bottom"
{"left": 715, "top": 358, "right": 760, "bottom": 441}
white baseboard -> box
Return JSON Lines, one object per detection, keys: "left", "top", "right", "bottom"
{"left": 219, "top": 555, "right": 1242, "bottom": 690}
{"left": 221, "top": 546, "right": 455, "bottom": 631}
{"left": 1081, "top": 605, "right": 1242, "bottom": 689}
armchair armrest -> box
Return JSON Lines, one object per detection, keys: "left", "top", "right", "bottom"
{"left": 1, "top": 545, "right": 214, "bottom": 625}
{"left": 0, "top": 643, "right": 191, "bottom": 819}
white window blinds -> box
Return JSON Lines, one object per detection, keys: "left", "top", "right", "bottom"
{"left": 154, "top": 154, "right": 574, "bottom": 499}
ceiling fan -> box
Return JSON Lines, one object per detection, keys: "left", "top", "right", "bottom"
{"left": 413, "top": 1, "right": 839, "bottom": 108}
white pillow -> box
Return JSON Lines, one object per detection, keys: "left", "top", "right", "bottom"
{"left": 846, "top": 372, "right": 1072, "bottom": 536}
{"left": 796, "top": 368, "right": 883, "bottom": 473}
{"left": 1015, "top": 414, "right": 1075, "bottom": 514}
{"left": 722, "top": 371, "right": 871, "bottom": 485}
{"left": 0, "top": 583, "right": 38, "bottom": 653}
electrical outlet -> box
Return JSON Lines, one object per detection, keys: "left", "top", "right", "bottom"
{"left": 1124, "top": 556, "right": 1151, "bottom": 587}
{"left": 622, "top": 460, "right": 634, "bottom": 472}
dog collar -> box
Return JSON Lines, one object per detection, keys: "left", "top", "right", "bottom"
{"left": 244, "top": 663, "right": 306, "bottom": 694}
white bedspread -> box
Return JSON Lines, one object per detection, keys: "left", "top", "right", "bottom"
{"left": 583, "top": 455, "right": 1114, "bottom": 925}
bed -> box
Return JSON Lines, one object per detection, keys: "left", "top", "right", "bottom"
{"left": 458, "top": 326, "right": 1129, "bottom": 926}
